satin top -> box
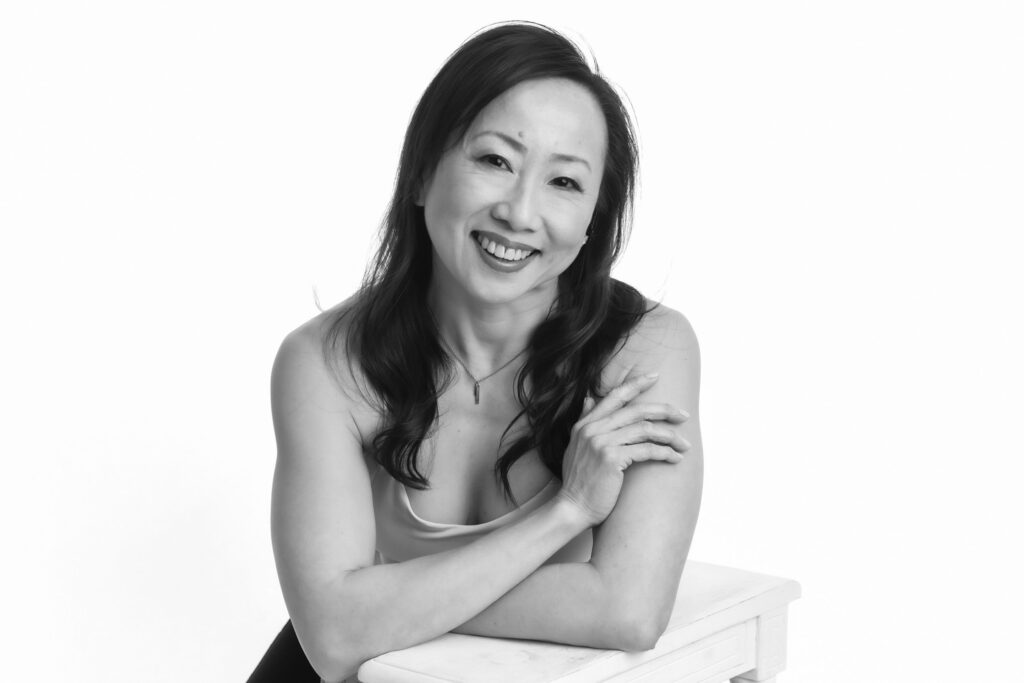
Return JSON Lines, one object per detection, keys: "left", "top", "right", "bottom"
{"left": 370, "top": 465, "right": 593, "bottom": 565}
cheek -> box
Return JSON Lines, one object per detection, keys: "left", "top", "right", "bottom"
{"left": 548, "top": 203, "right": 596, "bottom": 249}
{"left": 423, "top": 182, "right": 457, "bottom": 231}
{"left": 424, "top": 172, "right": 492, "bottom": 231}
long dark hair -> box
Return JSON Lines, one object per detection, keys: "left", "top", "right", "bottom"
{"left": 324, "top": 22, "right": 652, "bottom": 497}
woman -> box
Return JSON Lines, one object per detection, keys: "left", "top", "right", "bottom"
{"left": 249, "top": 22, "right": 703, "bottom": 683}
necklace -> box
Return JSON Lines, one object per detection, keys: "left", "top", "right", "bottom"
{"left": 434, "top": 331, "right": 528, "bottom": 405}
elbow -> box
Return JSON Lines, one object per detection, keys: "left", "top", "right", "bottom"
{"left": 602, "top": 601, "right": 672, "bottom": 652}
{"left": 609, "top": 615, "right": 668, "bottom": 652}
{"left": 308, "top": 652, "right": 355, "bottom": 683}
{"left": 307, "top": 642, "right": 365, "bottom": 683}
{"left": 288, "top": 577, "right": 405, "bottom": 682}
{"left": 294, "top": 621, "right": 367, "bottom": 683}
{"left": 302, "top": 641, "right": 351, "bottom": 683}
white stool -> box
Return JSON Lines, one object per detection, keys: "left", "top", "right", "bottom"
{"left": 358, "top": 561, "right": 801, "bottom": 682}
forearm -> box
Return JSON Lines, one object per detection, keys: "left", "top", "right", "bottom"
{"left": 453, "top": 560, "right": 661, "bottom": 651}
{"left": 452, "top": 561, "right": 623, "bottom": 646}
{"left": 317, "top": 494, "right": 589, "bottom": 679}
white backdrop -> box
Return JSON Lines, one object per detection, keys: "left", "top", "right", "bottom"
{"left": 2, "top": 2, "right": 1022, "bottom": 681}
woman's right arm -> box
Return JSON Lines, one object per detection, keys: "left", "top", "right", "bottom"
{"left": 270, "top": 326, "right": 592, "bottom": 682}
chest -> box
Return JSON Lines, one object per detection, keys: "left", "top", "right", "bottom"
{"left": 404, "top": 378, "right": 556, "bottom": 526}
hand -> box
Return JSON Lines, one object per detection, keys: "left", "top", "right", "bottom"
{"left": 557, "top": 373, "right": 690, "bottom": 527}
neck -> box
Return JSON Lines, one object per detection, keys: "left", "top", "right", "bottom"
{"left": 427, "top": 280, "right": 554, "bottom": 378}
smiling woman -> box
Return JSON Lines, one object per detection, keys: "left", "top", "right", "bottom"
{"left": 421, "top": 79, "right": 605, "bottom": 306}
{"left": 248, "top": 21, "right": 703, "bottom": 683}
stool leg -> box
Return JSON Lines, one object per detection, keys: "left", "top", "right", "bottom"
{"left": 730, "top": 606, "right": 788, "bottom": 682}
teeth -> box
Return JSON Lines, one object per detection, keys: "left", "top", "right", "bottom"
{"left": 475, "top": 234, "right": 534, "bottom": 262}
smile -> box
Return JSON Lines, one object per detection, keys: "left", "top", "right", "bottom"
{"left": 472, "top": 231, "right": 538, "bottom": 263}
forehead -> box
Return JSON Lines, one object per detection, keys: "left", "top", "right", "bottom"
{"left": 465, "top": 78, "right": 607, "bottom": 163}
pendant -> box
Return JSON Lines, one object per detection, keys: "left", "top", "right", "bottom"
{"left": 473, "top": 382, "right": 480, "bottom": 404}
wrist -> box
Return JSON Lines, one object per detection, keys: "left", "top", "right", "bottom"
{"left": 550, "top": 489, "right": 597, "bottom": 531}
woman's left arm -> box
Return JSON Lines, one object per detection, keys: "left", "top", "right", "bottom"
{"left": 455, "top": 306, "right": 703, "bottom": 650}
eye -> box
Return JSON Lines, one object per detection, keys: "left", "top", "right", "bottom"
{"left": 551, "top": 176, "right": 583, "bottom": 192}
{"left": 479, "top": 154, "right": 512, "bottom": 171}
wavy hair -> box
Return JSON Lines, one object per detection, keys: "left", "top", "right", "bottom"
{"left": 324, "top": 22, "right": 653, "bottom": 497}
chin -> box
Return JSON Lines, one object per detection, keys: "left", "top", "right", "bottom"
{"left": 461, "top": 274, "right": 543, "bottom": 307}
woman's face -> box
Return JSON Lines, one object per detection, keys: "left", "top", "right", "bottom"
{"left": 419, "top": 77, "right": 607, "bottom": 308}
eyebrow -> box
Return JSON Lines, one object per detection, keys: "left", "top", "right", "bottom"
{"left": 471, "top": 130, "right": 593, "bottom": 172}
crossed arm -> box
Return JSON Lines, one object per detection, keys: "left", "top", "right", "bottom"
{"left": 270, "top": 307, "right": 702, "bottom": 682}
{"left": 453, "top": 308, "right": 703, "bottom": 647}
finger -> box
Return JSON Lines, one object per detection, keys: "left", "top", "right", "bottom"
{"left": 599, "top": 402, "right": 689, "bottom": 431}
{"left": 581, "top": 394, "right": 596, "bottom": 416}
{"left": 614, "top": 422, "right": 690, "bottom": 453}
{"left": 582, "top": 373, "right": 659, "bottom": 424}
{"left": 619, "top": 442, "right": 686, "bottom": 467}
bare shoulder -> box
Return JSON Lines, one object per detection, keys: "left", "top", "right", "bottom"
{"left": 272, "top": 295, "right": 377, "bottom": 442}
{"left": 602, "top": 301, "right": 700, "bottom": 392}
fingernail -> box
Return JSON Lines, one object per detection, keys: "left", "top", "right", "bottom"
{"left": 678, "top": 408, "right": 690, "bottom": 419}
{"left": 643, "top": 372, "right": 659, "bottom": 381}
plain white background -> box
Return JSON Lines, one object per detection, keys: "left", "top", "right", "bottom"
{"left": 2, "top": 1, "right": 1022, "bottom": 680}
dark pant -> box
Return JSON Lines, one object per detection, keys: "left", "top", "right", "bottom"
{"left": 247, "top": 620, "right": 321, "bottom": 682}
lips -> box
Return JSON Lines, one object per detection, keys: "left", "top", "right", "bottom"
{"left": 471, "top": 230, "right": 539, "bottom": 263}
{"left": 470, "top": 231, "right": 538, "bottom": 273}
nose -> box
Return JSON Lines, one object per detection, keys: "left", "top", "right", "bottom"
{"left": 491, "top": 180, "right": 541, "bottom": 232}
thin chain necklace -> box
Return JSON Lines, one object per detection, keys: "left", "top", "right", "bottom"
{"left": 434, "top": 326, "right": 528, "bottom": 405}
